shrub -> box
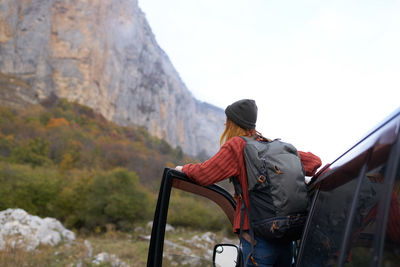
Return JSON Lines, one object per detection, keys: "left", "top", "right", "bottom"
{"left": 46, "top": 117, "right": 70, "bottom": 128}
{"left": 0, "top": 162, "right": 61, "bottom": 216}
{"left": 167, "top": 190, "right": 231, "bottom": 232}
{"left": 0, "top": 163, "right": 155, "bottom": 232}
{"left": 0, "top": 107, "right": 16, "bottom": 124}
{"left": 0, "top": 134, "right": 14, "bottom": 157}
{"left": 53, "top": 169, "right": 93, "bottom": 229}
{"left": 83, "top": 168, "right": 153, "bottom": 231}
{"left": 10, "top": 138, "right": 52, "bottom": 167}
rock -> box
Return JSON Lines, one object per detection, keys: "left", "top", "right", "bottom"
{"left": 163, "top": 253, "right": 210, "bottom": 267}
{"left": 138, "top": 235, "right": 151, "bottom": 241}
{"left": 84, "top": 240, "right": 93, "bottom": 258}
{"left": 92, "top": 252, "right": 129, "bottom": 267}
{"left": 92, "top": 252, "right": 110, "bottom": 264}
{"left": 165, "top": 224, "right": 175, "bottom": 232}
{"left": 222, "top": 237, "right": 239, "bottom": 245}
{"left": 134, "top": 226, "right": 143, "bottom": 233}
{"left": 200, "top": 232, "right": 217, "bottom": 243}
{"left": 0, "top": 208, "right": 75, "bottom": 251}
{"left": 0, "top": 0, "right": 225, "bottom": 157}
{"left": 164, "top": 240, "right": 192, "bottom": 255}
{"left": 146, "top": 221, "right": 174, "bottom": 232}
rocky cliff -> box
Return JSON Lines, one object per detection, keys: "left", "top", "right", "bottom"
{"left": 0, "top": 0, "right": 225, "bottom": 157}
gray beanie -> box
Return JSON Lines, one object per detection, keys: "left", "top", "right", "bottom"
{"left": 225, "top": 99, "right": 257, "bottom": 129}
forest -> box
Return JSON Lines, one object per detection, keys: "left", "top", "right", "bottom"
{"left": 0, "top": 97, "right": 231, "bottom": 233}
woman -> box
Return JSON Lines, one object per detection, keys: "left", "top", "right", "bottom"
{"left": 176, "top": 99, "right": 322, "bottom": 267}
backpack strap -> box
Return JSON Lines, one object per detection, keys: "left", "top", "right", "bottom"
{"left": 230, "top": 176, "right": 244, "bottom": 236}
{"left": 231, "top": 176, "right": 257, "bottom": 266}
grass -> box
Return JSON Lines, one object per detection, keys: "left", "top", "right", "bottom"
{"left": 0, "top": 239, "right": 88, "bottom": 267}
{"left": 0, "top": 231, "right": 149, "bottom": 267}
{"left": 87, "top": 231, "right": 149, "bottom": 266}
{"left": 0, "top": 227, "right": 238, "bottom": 267}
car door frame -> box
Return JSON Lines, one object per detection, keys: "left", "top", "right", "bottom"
{"left": 146, "top": 168, "right": 237, "bottom": 267}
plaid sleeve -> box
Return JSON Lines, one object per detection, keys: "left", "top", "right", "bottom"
{"left": 182, "top": 137, "right": 245, "bottom": 186}
{"left": 298, "top": 151, "right": 322, "bottom": 176}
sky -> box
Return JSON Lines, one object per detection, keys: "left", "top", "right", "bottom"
{"left": 138, "top": 0, "right": 400, "bottom": 165}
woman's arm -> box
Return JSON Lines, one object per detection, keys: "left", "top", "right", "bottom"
{"left": 178, "top": 137, "right": 245, "bottom": 186}
{"left": 298, "top": 151, "right": 322, "bottom": 176}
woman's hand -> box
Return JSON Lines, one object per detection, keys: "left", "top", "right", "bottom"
{"left": 175, "top": 166, "right": 183, "bottom": 172}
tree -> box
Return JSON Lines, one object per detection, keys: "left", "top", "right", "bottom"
{"left": 84, "top": 168, "right": 153, "bottom": 231}
{"left": 11, "top": 138, "right": 51, "bottom": 167}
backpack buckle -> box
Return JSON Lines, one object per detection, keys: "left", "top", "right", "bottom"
{"left": 274, "top": 165, "right": 284, "bottom": 174}
{"left": 270, "top": 221, "right": 279, "bottom": 233}
{"left": 258, "top": 175, "right": 266, "bottom": 183}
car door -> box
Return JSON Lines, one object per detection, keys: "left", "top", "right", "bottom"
{"left": 146, "top": 168, "right": 237, "bottom": 267}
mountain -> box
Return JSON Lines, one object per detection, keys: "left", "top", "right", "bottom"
{"left": 0, "top": 0, "right": 225, "bottom": 157}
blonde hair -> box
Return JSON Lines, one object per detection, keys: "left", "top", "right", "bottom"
{"left": 220, "top": 119, "right": 256, "bottom": 146}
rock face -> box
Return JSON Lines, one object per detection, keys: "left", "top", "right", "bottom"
{"left": 0, "top": 0, "right": 225, "bottom": 156}
{"left": 0, "top": 208, "right": 75, "bottom": 251}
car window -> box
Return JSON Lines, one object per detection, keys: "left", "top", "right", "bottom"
{"left": 340, "top": 125, "right": 400, "bottom": 266}
{"left": 162, "top": 188, "right": 234, "bottom": 267}
{"left": 341, "top": 164, "right": 388, "bottom": 266}
{"left": 297, "top": 130, "right": 399, "bottom": 266}
{"left": 381, "top": 170, "right": 400, "bottom": 266}
{"left": 298, "top": 164, "right": 364, "bottom": 266}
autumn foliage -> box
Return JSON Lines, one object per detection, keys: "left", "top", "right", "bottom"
{"left": 0, "top": 98, "right": 230, "bottom": 233}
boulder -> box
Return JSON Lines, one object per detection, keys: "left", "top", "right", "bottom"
{"left": 0, "top": 208, "right": 75, "bottom": 251}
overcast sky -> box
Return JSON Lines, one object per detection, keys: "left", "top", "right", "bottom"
{"left": 139, "top": 0, "right": 400, "bottom": 165}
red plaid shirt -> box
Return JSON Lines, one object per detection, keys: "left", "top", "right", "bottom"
{"left": 182, "top": 136, "right": 322, "bottom": 233}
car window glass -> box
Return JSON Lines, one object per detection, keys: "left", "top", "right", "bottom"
{"left": 341, "top": 164, "right": 387, "bottom": 266}
{"left": 298, "top": 172, "right": 362, "bottom": 266}
{"left": 298, "top": 145, "right": 391, "bottom": 266}
{"left": 298, "top": 134, "right": 399, "bottom": 266}
{"left": 341, "top": 139, "right": 400, "bottom": 266}
{"left": 380, "top": 169, "right": 400, "bottom": 266}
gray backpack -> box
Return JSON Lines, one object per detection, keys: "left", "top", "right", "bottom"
{"left": 233, "top": 136, "right": 309, "bottom": 242}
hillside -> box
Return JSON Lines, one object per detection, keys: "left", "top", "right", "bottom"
{"left": 0, "top": 97, "right": 191, "bottom": 187}
{"left": 0, "top": 97, "right": 233, "bottom": 233}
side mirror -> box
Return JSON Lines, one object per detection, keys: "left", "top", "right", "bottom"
{"left": 213, "top": 243, "right": 242, "bottom": 267}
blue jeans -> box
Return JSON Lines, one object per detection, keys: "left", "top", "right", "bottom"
{"left": 241, "top": 236, "right": 293, "bottom": 267}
